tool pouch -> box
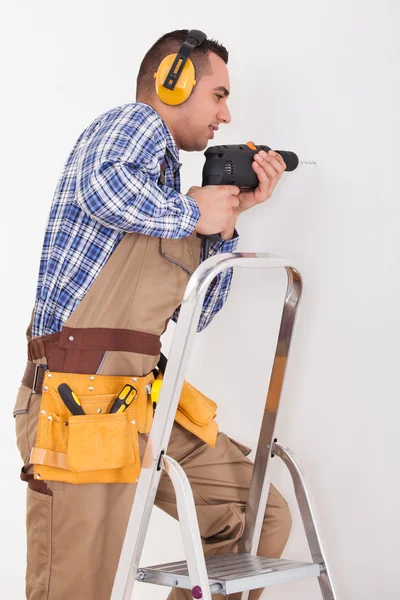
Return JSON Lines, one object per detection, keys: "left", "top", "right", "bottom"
{"left": 155, "top": 373, "right": 219, "bottom": 447}
{"left": 30, "top": 370, "right": 154, "bottom": 484}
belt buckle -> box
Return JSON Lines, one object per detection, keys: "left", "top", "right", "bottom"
{"left": 32, "top": 364, "right": 47, "bottom": 394}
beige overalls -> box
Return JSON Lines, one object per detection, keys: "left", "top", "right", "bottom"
{"left": 14, "top": 224, "right": 291, "bottom": 599}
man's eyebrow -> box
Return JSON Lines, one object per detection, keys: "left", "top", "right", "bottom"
{"left": 213, "top": 86, "right": 230, "bottom": 97}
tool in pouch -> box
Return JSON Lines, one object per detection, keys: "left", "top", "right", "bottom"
{"left": 57, "top": 383, "right": 86, "bottom": 415}
{"left": 150, "top": 375, "right": 162, "bottom": 415}
{"left": 57, "top": 382, "right": 138, "bottom": 415}
{"left": 109, "top": 384, "right": 138, "bottom": 413}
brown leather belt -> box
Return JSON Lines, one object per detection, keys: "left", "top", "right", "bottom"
{"left": 23, "top": 327, "right": 161, "bottom": 393}
{"left": 22, "top": 361, "right": 47, "bottom": 394}
{"left": 27, "top": 326, "right": 161, "bottom": 374}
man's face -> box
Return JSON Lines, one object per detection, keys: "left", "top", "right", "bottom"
{"left": 173, "top": 52, "right": 232, "bottom": 152}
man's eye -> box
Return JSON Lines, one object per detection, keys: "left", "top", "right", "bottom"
{"left": 216, "top": 94, "right": 223, "bottom": 101}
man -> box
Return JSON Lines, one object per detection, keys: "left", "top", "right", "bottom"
{"left": 14, "top": 29, "right": 290, "bottom": 599}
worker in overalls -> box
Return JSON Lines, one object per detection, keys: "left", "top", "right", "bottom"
{"left": 13, "top": 29, "right": 291, "bottom": 600}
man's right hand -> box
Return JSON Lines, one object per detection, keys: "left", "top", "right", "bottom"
{"left": 187, "top": 185, "right": 240, "bottom": 236}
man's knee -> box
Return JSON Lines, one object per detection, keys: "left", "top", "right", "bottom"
{"left": 259, "top": 486, "right": 292, "bottom": 558}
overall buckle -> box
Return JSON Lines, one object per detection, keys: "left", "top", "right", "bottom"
{"left": 32, "top": 364, "right": 47, "bottom": 394}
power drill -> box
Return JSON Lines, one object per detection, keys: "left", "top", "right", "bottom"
{"left": 198, "top": 142, "right": 299, "bottom": 257}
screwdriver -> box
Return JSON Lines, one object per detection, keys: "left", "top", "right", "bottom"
{"left": 109, "top": 384, "right": 137, "bottom": 414}
{"left": 57, "top": 383, "right": 86, "bottom": 415}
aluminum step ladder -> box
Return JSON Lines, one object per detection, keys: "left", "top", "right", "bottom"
{"left": 111, "top": 252, "right": 337, "bottom": 600}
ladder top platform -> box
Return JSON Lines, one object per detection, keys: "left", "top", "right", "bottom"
{"left": 137, "top": 553, "right": 322, "bottom": 595}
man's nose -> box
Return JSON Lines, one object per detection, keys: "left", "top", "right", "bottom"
{"left": 218, "top": 103, "right": 232, "bottom": 125}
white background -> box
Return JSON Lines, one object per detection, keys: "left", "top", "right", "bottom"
{"left": 1, "top": 1, "right": 399, "bottom": 599}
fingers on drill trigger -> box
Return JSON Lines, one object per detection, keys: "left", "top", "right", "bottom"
{"left": 255, "top": 164, "right": 269, "bottom": 181}
{"left": 262, "top": 155, "right": 280, "bottom": 174}
{"left": 268, "top": 152, "right": 286, "bottom": 171}
{"left": 274, "top": 154, "right": 287, "bottom": 170}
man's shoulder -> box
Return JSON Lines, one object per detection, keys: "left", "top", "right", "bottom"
{"left": 76, "top": 102, "right": 170, "bottom": 166}
{"left": 90, "top": 102, "right": 167, "bottom": 153}
{"left": 96, "top": 102, "right": 164, "bottom": 131}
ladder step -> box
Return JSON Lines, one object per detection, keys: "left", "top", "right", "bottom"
{"left": 136, "top": 553, "right": 322, "bottom": 595}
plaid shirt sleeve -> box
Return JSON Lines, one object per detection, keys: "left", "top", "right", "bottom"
{"left": 172, "top": 229, "right": 239, "bottom": 332}
{"left": 74, "top": 111, "right": 200, "bottom": 238}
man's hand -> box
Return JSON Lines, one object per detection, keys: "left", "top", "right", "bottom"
{"left": 187, "top": 185, "right": 240, "bottom": 240}
{"left": 237, "top": 144, "right": 287, "bottom": 213}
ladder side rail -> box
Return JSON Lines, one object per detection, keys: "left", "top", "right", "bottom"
{"left": 161, "top": 455, "right": 224, "bottom": 599}
{"left": 111, "top": 252, "right": 300, "bottom": 600}
{"left": 273, "top": 442, "right": 337, "bottom": 600}
{"left": 239, "top": 266, "right": 302, "bottom": 559}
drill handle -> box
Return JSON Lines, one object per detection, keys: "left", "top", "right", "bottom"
{"left": 201, "top": 175, "right": 224, "bottom": 186}
{"left": 196, "top": 232, "right": 222, "bottom": 259}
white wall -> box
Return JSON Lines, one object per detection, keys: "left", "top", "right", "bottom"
{"left": 1, "top": 1, "right": 399, "bottom": 598}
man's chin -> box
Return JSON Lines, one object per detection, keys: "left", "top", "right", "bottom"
{"left": 189, "top": 141, "right": 209, "bottom": 152}
{"left": 180, "top": 135, "right": 209, "bottom": 152}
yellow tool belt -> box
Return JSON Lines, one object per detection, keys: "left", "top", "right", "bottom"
{"left": 30, "top": 370, "right": 218, "bottom": 484}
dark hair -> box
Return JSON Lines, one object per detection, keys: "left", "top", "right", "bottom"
{"left": 136, "top": 29, "right": 229, "bottom": 100}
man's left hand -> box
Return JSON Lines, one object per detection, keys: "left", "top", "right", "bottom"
{"left": 237, "top": 144, "right": 287, "bottom": 213}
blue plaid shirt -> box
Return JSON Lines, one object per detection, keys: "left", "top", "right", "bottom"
{"left": 32, "top": 102, "right": 238, "bottom": 338}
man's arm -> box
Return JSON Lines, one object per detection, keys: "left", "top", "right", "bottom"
{"left": 74, "top": 110, "right": 200, "bottom": 238}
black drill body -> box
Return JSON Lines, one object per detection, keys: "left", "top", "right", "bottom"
{"left": 202, "top": 144, "right": 299, "bottom": 188}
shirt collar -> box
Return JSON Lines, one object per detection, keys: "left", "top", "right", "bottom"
{"left": 162, "top": 122, "right": 180, "bottom": 165}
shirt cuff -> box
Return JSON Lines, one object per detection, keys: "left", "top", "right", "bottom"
{"left": 166, "top": 191, "right": 201, "bottom": 237}
{"left": 208, "top": 228, "right": 239, "bottom": 255}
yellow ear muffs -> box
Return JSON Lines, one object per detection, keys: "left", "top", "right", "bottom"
{"left": 154, "top": 53, "right": 197, "bottom": 106}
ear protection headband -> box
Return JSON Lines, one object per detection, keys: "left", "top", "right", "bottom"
{"left": 154, "top": 29, "right": 207, "bottom": 105}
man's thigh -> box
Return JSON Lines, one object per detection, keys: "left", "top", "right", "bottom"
{"left": 157, "top": 424, "right": 289, "bottom": 552}
{"left": 161, "top": 423, "right": 288, "bottom": 507}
